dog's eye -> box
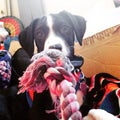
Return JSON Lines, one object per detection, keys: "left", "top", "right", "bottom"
{"left": 35, "top": 29, "right": 45, "bottom": 39}
{"left": 61, "top": 26, "right": 72, "bottom": 35}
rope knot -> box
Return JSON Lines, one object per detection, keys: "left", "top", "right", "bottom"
{"left": 17, "top": 49, "right": 82, "bottom": 120}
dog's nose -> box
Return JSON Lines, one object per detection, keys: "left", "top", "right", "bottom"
{"left": 49, "top": 44, "right": 62, "bottom": 51}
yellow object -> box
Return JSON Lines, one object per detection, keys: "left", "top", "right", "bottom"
{"left": 9, "top": 40, "right": 21, "bottom": 56}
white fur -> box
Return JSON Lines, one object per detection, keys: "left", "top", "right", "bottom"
{"left": 116, "top": 88, "right": 120, "bottom": 108}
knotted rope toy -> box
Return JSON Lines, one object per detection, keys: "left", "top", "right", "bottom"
{"left": 18, "top": 49, "right": 82, "bottom": 120}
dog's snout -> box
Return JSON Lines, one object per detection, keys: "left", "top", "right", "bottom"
{"left": 49, "top": 44, "right": 62, "bottom": 51}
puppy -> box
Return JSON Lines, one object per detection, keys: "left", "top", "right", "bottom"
{"left": 11, "top": 11, "right": 86, "bottom": 85}
{"left": 18, "top": 11, "right": 86, "bottom": 59}
{"left": 7, "top": 11, "right": 86, "bottom": 120}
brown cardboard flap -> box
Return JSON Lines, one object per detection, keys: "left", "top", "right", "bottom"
{"left": 75, "top": 25, "right": 120, "bottom": 78}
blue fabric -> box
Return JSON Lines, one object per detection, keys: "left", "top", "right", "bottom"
{"left": 26, "top": 92, "right": 33, "bottom": 108}
{"left": 75, "top": 72, "right": 85, "bottom": 92}
{"left": 4, "top": 36, "right": 18, "bottom": 50}
{"left": 99, "top": 89, "right": 119, "bottom": 115}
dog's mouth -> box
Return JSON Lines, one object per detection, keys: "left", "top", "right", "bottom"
{"left": 46, "top": 43, "right": 71, "bottom": 58}
{"left": 48, "top": 44, "right": 62, "bottom": 51}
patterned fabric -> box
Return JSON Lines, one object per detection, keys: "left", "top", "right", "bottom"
{"left": 80, "top": 73, "right": 120, "bottom": 117}
{"left": 87, "top": 73, "right": 120, "bottom": 107}
{"left": 0, "top": 50, "right": 11, "bottom": 88}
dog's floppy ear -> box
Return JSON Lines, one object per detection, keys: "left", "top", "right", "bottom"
{"left": 59, "top": 11, "right": 86, "bottom": 45}
{"left": 19, "top": 19, "right": 40, "bottom": 57}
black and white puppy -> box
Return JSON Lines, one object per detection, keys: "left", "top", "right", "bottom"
{"left": 8, "top": 11, "right": 86, "bottom": 120}
{"left": 18, "top": 11, "right": 86, "bottom": 59}
{"left": 11, "top": 11, "right": 86, "bottom": 84}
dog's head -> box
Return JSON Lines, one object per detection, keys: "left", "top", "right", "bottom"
{"left": 19, "top": 11, "right": 86, "bottom": 61}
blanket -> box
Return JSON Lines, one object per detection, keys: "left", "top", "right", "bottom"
{"left": 80, "top": 72, "right": 120, "bottom": 117}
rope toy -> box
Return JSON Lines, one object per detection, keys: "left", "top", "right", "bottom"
{"left": 18, "top": 49, "right": 82, "bottom": 120}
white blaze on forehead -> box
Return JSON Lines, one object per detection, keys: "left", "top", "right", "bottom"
{"left": 44, "top": 15, "right": 70, "bottom": 56}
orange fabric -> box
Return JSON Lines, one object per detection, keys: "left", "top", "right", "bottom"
{"left": 28, "top": 90, "right": 34, "bottom": 101}
{"left": 0, "top": 43, "right": 4, "bottom": 50}
{"left": 98, "top": 83, "right": 119, "bottom": 107}
{"left": 105, "top": 83, "right": 119, "bottom": 94}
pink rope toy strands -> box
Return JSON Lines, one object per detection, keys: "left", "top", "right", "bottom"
{"left": 17, "top": 49, "right": 82, "bottom": 120}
